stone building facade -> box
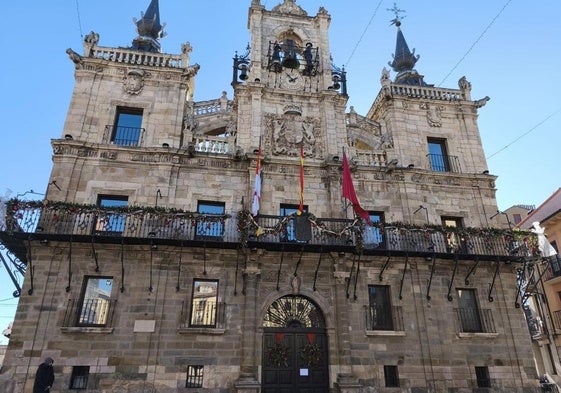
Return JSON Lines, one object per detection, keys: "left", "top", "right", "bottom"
{"left": 0, "top": 0, "right": 544, "bottom": 392}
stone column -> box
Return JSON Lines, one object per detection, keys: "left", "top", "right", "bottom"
{"left": 234, "top": 253, "right": 261, "bottom": 393}
{"left": 333, "top": 255, "right": 362, "bottom": 393}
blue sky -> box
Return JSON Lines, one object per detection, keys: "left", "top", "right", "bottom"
{"left": 1, "top": 0, "right": 560, "bottom": 344}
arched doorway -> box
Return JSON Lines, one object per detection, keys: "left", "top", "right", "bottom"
{"left": 262, "top": 295, "right": 329, "bottom": 393}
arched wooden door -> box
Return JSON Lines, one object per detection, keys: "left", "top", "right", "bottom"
{"left": 262, "top": 295, "right": 329, "bottom": 393}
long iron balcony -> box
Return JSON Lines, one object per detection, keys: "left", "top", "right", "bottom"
{"left": 0, "top": 201, "right": 539, "bottom": 262}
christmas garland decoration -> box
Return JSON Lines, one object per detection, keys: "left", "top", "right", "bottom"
{"left": 238, "top": 209, "right": 538, "bottom": 254}
{"left": 4, "top": 200, "right": 538, "bottom": 256}
{"left": 268, "top": 344, "right": 290, "bottom": 368}
{"left": 6, "top": 199, "right": 230, "bottom": 220}
{"left": 300, "top": 342, "right": 322, "bottom": 366}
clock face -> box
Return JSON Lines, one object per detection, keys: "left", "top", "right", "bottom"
{"left": 282, "top": 69, "right": 304, "bottom": 89}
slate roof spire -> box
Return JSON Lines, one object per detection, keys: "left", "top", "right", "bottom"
{"left": 387, "top": 6, "right": 429, "bottom": 86}
{"left": 132, "top": 0, "right": 166, "bottom": 53}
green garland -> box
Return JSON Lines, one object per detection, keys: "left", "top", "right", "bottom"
{"left": 268, "top": 344, "right": 290, "bottom": 368}
{"left": 6, "top": 198, "right": 230, "bottom": 220}
{"left": 300, "top": 342, "right": 322, "bottom": 366}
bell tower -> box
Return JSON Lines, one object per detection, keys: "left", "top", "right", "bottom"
{"left": 231, "top": 0, "right": 348, "bottom": 169}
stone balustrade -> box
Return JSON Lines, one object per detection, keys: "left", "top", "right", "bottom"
{"left": 193, "top": 135, "right": 232, "bottom": 154}
{"left": 90, "top": 46, "right": 184, "bottom": 68}
{"left": 390, "top": 84, "right": 463, "bottom": 101}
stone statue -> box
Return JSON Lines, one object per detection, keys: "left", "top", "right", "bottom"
{"left": 66, "top": 48, "right": 83, "bottom": 69}
{"left": 531, "top": 222, "right": 557, "bottom": 258}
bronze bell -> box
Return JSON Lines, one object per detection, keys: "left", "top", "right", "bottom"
{"left": 238, "top": 64, "right": 249, "bottom": 80}
{"left": 281, "top": 39, "right": 300, "bottom": 69}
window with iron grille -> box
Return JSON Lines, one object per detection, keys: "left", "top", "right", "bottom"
{"left": 186, "top": 365, "right": 204, "bottom": 388}
{"left": 279, "top": 203, "right": 309, "bottom": 242}
{"left": 78, "top": 277, "right": 113, "bottom": 327}
{"left": 196, "top": 201, "right": 225, "bottom": 240}
{"left": 190, "top": 279, "right": 218, "bottom": 327}
{"left": 95, "top": 195, "right": 128, "bottom": 235}
{"left": 475, "top": 366, "right": 491, "bottom": 388}
{"left": 384, "top": 365, "right": 399, "bottom": 387}
{"left": 364, "top": 211, "right": 384, "bottom": 248}
{"left": 112, "top": 107, "right": 143, "bottom": 146}
{"left": 368, "top": 285, "right": 393, "bottom": 330}
{"left": 70, "top": 366, "right": 90, "bottom": 389}
{"left": 427, "top": 138, "right": 450, "bottom": 172}
{"left": 457, "top": 288, "right": 483, "bottom": 333}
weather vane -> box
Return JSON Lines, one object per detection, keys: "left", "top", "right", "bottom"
{"left": 387, "top": 3, "right": 406, "bottom": 26}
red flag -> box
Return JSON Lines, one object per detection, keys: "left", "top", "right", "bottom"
{"left": 251, "top": 147, "right": 262, "bottom": 216}
{"left": 298, "top": 144, "right": 304, "bottom": 213}
{"left": 342, "top": 152, "right": 371, "bottom": 223}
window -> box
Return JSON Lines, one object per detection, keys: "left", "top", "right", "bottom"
{"left": 427, "top": 138, "right": 449, "bottom": 172}
{"left": 442, "top": 216, "right": 465, "bottom": 252}
{"left": 195, "top": 201, "right": 225, "bottom": 240}
{"left": 457, "top": 289, "right": 483, "bottom": 333}
{"left": 384, "top": 365, "right": 399, "bottom": 388}
{"left": 111, "top": 107, "right": 143, "bottom": 146}
{"left": 364, "top": 211, "right": 384, "bottom": 248}
{"left": 279, "top": 203, "right": 308, "bottom": 242}
{"left": 190, "top": 279, "right": 218, "bottom": 327}
{"left": 550, "top": 241, "right": 561, "bottom": 275}
{"left": 186, "top": 365, "right": 204, "bottom": 388}
{"left": 70, "top": 366, "right": 90, "bottom": 389}
{"left": 78, "top": 277, "right": 113, "bottom": 326}
{"left": 95, "top": 195, "right": 128, "bottom": 235}
{"left": 368, "top": 285, "right": 393, "bottom": 330}
{"left": 512, "top": 213, "right": 522, "bottom": 225}
{"left": 475, "top": 366, "right": 491, "bottom": 388}
{"left": 441, "top": 216, "right": 462, "bottom": 228}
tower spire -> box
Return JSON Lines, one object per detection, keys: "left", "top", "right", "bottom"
{"left": 132, "top": 0, "right": 166, "bottom": 53}
{"left": 386, "top": 3, "right": 428, "bottom": 86}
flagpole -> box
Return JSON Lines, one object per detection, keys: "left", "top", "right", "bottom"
{"left": 298, "top": 143, "right": 304, "bottom": 214}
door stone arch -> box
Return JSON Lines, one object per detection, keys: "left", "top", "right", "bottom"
{"left": 262, "top": 295, "right": 329, "bottom": 393}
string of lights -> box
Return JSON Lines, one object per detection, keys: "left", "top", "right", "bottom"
{"left": 75, "top": 0, "right": 84, "bottom": 38}
{"left": 344, "top": 0, "right": 384, "bottom": 67}
{"left": 437, "top": 0, "right": 512, "bottom": 86}
{"left": 486, "top": 107, "right": 561, "bottom": 160}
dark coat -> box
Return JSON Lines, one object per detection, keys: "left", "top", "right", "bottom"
{"left": 33, "top": 363, "right": 54, "bottom": 393}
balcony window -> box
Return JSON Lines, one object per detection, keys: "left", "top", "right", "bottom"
{"left": 367, "top": 285, "right": 394, "bottom": 330}
{"left": 456, "top": 288, "right": 483, "bottom": 333}
{"left": 195, "top": 201, "right": 225, "bottom": 240}
{"left": 442, "top": 216, "right": 465, "bottom": 252}
{"left": 384, "top": 365, "right": 399, "bottom": 388}
{"left": 364, "top": 211, "right": 384, "bottom": 248}
{"left": 186, "top": 365, "right": 204, "bottom": 388}
{"left": 70, "top": 366, "right": 90, "bottom": 389}
{"left": 475, "top": 366, "right": 491, "bottom": 388}
{"left": 78, "top": 277, "right": 113, "bottom": 327}
{"left": 279, "top": 203, "right": 308, "bottom": 242}
{"left": 190, "top": 279, "right": 218, "bottom": 327}
{"left": 111, "top": 107, "right": 143, "bottom": 146}
{"left": 95, "top": 195, "right": 128, "bottom": 235}
{"left": 427, "top": 138, "right": 449, "bottom": 172}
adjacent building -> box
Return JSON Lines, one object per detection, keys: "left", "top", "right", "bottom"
{"left": 0, "top": 1, "right": 545, "bottom": 392}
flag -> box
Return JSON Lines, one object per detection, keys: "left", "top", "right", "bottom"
{"left": 299, "top": 144, "right": 304, "bottom": 213}
{"left": 251, "top": 147, "right": 262, "bottom": 216}
{"left": 342, "top": 152, "right": 371, "bottom": 223}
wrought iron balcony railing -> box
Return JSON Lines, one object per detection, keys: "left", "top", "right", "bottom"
{"left": 103, "top": 125, "right": 145, "bottom": 147}
{"left": 364, "top": 305, "right": 404, "bottom": 332}
{"left": 2, "top": 201, "right": 538, "bottom": 259}
{"left": 179, "top": 301, "right": 226, "bottom": 330}
{"left": 455, "top": 307, "right": 496, "bottom": 334}
{"left": 426, "top": 153, "right": 461, "bottom": 173}
{"left": 62, "top": 298, "right": 117, "bottom": 328}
